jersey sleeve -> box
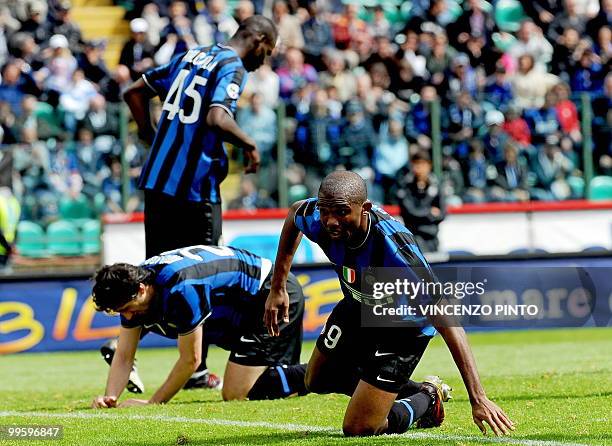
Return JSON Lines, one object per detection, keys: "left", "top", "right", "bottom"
{"left": 169, "top": 283, "right": 212, "bottom": 336}
{"left": 120, "top": 314, "right": 142, "bottom": 329}
{"left": 293, "top": 198, "right": 323, "bottom": 243}
{"left": 142, "top": 52, "right": 185, "bottom": 98}
{"left": 209, "top": 59, "right": 247, "bottom": 118}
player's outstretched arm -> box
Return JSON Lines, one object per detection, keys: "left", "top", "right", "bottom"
{"left": 134, "top": 325, "right": 203, "bottom": 406}
{"left": 123, "top": 78, "right": 157, "bottom": 145}
{"left": 92, "top": 326, "right": 141, "bottom": 409}
{"left": 435, "top": 325, "right": 515, "bottom": 436}
{"left": 264, "top": 200, "right": 304, "bottom": 336}
{"left": 206, "top": 107, "right": 260, "bottom": 173}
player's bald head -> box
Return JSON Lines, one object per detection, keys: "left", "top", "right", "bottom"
{"left": 318, "top": 171, "right": 367, "bottom": 205}
{"left": 237, "top": 15, "right": 277, "bottom": 45}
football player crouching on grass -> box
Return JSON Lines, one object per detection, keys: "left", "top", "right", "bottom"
{"left": 264, "top": 170, "right": 515, "bottom": 437}
{"left": 91, "top": 245, "right": 308, "bottom": 408}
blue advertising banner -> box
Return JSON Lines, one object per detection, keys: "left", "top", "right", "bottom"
{"left": 1, "top": 256, "right": 611, "bottom": 353}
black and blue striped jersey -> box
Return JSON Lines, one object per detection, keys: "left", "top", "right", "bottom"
{"left": 294, "top": 198, "right": 437, "bottom": 336}
{"left": 139, "top": 44, "right": 247, "bottom": 203}
{"left": 120, "top": 245, "right": 272, "bottom": 340}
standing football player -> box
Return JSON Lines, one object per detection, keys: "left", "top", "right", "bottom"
{"left": 112, "top": 15, "right": 278, "bottom": 390}
{"left": 264, "top": 171, "right": 515, "bottom": 436}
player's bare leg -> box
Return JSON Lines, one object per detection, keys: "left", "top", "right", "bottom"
{"left": 343, "top": 380, "right": 397, "bottom": 436}
{"left": 221, "top": 361, "right": 267, "bottom": 400}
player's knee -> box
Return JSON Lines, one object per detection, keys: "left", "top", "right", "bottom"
{"left": 221, "top": 386, "right": 248, "bottom": 401}
{"left": 342, "top": 421, "right": 379, "bottom": 437}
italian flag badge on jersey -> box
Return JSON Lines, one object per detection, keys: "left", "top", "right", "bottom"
{"left": 343, "top": 266, "right": 356, "bottom": 283}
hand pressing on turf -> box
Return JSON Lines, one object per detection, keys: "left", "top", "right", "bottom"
{"left": 471, "top": 397, "right": 515, "bottom": 436}
{"left": 119, "top": 398, "right": 150, "bottom": 408}
{"left": 92, "top": 396, "right": 117, "bottom": 409}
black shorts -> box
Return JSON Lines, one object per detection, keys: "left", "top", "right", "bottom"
{"left": 316, "top": 297, "right": 432, "bottom": 393}
{"left": 144, "top": 190, "right": 222, "bottom": 258}
{"left": 228, "top": 272, "right": 305, "bottom": 367}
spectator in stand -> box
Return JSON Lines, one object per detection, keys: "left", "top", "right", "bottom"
{"left": 586, "top": 0, "right": 612, "bottom": 42}
{"left": 426, "top": 31, "right": 456, "bottom": 87}
{"left": 550, "top": 27, "right": 581, "bottom": 80}
{"left": 464, "top": 139, "right": 491, "bottom": 203}
{"left": 405, "top": 85, "right": 438, "bottom": 150}
{"left": 331, "top": 3, "right": 368, "bottom": 51}
{"left": 10, "top": 33, "right": 45, "bottom": 73}
{"left": 335, "top": 100, "right": 374, "bottom": 171}
{"left": 447, "top": 90, "right": 483, "bottom": 159}
{"left": 277, "top": 47, "right": 318, "bottom": 100}
{"left": 78, "top": 40, "right": 110, "bottom": 85}
{"left": 242, "top": 60, "right": 279, "bottom": 107}
{"left": 154, "top": 1, "right": 197, "bottom": 65}
{"left": 38, "top": 34, "right": 78, "bottom": 106}
{"left": 301, "top": 2, "right": 333, "bottom": 70}
{"left": 0, "top": 60, "right": 40, "bottom": 115}
{"left": 481, "top": 110, "right": 510, "bottom": 164}
{"left": 59, "top": 68, "right": 97, "bottom": 135}
{"left": 519, "top": 0, "right": 562, "bottom": 32}
{"left": 19, "top": 1, "right": 50, "bottom": 45}
{"left": 554, "top": 83, "right": 582, "bottom": 144}
{"left": 524, "top": 88, "right": 561, "bottom": 145}
{"left": 512, "top": 54, "right": 560, "bottom": 110}
{"left": 234, "top": 0, "right": 255, "bottom": 23}
{"left": 490, "top": 143, "right": 530, "bottom": 202}
{"left": 502, "top": 106, "right": 532, "bottom": 151}
{"left": 448, "top": 0, "right": 497, "bottom": 53}
{"left": 532, "top": 139, "right": 574, "bottom": 200}
{"left": 102, "top": 156, "right": 140, "bottom": 213}
{"left": 446, "top": 52, "right": 481, "bottom": 100}
{"left": 46, "top": 0, "right": 82, "bottom": 54}
{"left": 227, "top": 175, "right": 276, "bottom": 210}
{"left": 593, "top": 25, "right": 611, "bottom": 64}
{"left": 119, "top": 18, "right": 155, "bottom": 81}
{"left": 395, "top": 151, "right": 446, "bottom": 252}
{"left": 369, "top": 6, "right": 391, "bottom": 38}
{"left": 141, "top": 3, "right": 167, "bottom": 47}
{"left": 273, "top": 0, "right": 304, "bottom": 52}
{"left": 237, "top": 92, "right": 277, "bottom": 166}
{"left": 548, "top": 0, "right": 588, "bottom": 43}
{"left": 194, "top": 0, "right": 239, "bottom": 47}
{"left": 319, "top": 48, "right": 356, "bottom": 102}
{"left": 484, "top": 64, "right": 513, "bottom": 110}
{"left": 570, "top": 47, "right": 605, "bottom": 94}
{"left": 83, "top": 94, "right": 119, "bottom": 139}
{"left": 398, "top": 30, "right": 427, "bottom": 78}
{"left": 48, "top": 141, "right": 83, "bottom": 201}
{"left": 101, "top": 65, "right": 131, "bottom": 103}
{"left": 373, "top": 116, "right": 409, "bottom": 203}
{"left": 509, "top": 20, "right": 554, "bottom": 72}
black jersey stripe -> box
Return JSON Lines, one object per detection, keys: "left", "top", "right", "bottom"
{"left": 167, "top": 257, "right": 262, "bottom": 287}
{"left": 152, "top": 116, "right": 187, "bottom": 192}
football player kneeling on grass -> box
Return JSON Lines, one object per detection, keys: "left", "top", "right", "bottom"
{"left": 91, "top": 245, "right": 307, "bottom": 408}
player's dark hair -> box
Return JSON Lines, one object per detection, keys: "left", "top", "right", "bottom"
{"left": 235, "top": 15, "right": 277, "bottom": 44}
{"left": 92, "top": 263, "right": 154, "bottom": 313}
{"left": 318, "top": 170, "right": 367, "bottom": 205}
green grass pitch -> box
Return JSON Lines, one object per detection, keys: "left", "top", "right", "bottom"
{"left": 1, "top": 328, "right": 610, "bottom": 446}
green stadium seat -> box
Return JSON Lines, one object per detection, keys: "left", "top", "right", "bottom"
{"left": 288, "top": 184, "right": 309, "bottom": 205}
{"left": 567, "top": 176, "right": 585, "bottom": 199}
{"left": 16, "top": 220, "right": 47, "bottom": 258}
{"left": 81, "top": 219, "right": 102, "bottom": 255}
{"left": 494, "top": 0, "right": 527, "bottom": 32}
{"left": 47, "top": 220, "right": 82, "bottom": 256}
{"left": 59, "top": 194, "right": 92, "bottom": 227}
{"left": 587, "top": 176, "right": 612, "bottom": 201}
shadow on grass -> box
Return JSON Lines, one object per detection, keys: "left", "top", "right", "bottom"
{"left": 126, "top": 431, "right": 343, "bottom": 446}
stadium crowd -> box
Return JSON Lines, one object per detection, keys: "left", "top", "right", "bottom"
{"left": 0, "top": 0, "right": 610, "bottom": 226}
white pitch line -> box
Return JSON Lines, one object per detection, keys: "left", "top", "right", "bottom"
{"left": 0, "top": 411, "right": 590, "bottom": 446}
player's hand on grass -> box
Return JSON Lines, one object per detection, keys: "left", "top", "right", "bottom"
{"left": 472, "top": 397, "right": 515, "bottom": 436}
{"left": 92, "top": 396, "right": 117, "bottom": 409}
{"left": 243, "top": 146, "right": 260, "bottom": 174}
{"left": 119, "top": 398, "right": 150, "bottom": 408}
{"left": 264, "top": 288, "right": 289, "bottom": 337}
